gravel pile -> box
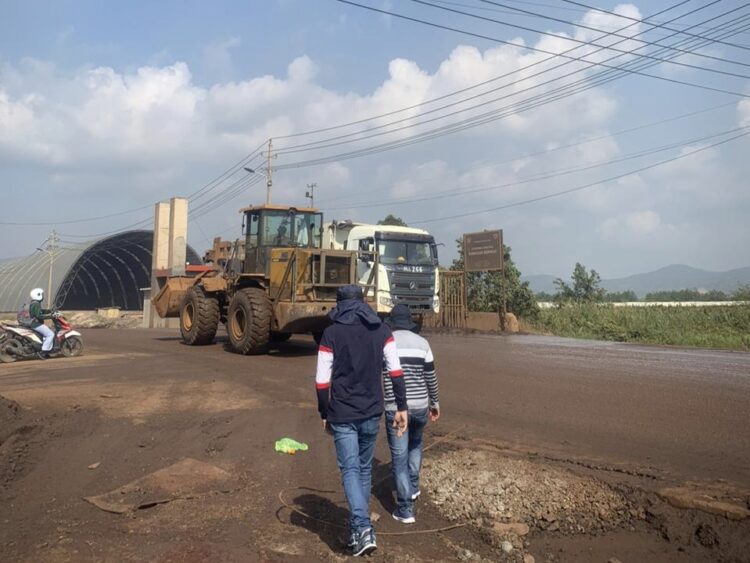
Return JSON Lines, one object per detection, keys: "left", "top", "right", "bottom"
{"left": 66, "top": 311, "right": 143, "bottom": 329}
{"left": 423, "top": 449, "right": 636, "bottom": 537}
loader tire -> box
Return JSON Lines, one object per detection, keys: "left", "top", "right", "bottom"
{"left": 227, "top": 288, "right": 271, "bottom": 355}
{"left": 180, "top": 286, "right": 220, "bottom": 345}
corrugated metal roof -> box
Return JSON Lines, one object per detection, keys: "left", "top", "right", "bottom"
{"left": 0, "top": 231, "right": 201, "bottom": 312}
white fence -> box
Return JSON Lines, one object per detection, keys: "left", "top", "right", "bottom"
{"left": 537, "top": 301, "right": 750, "bottom": 309}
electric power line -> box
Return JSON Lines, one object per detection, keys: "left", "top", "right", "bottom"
{"left": 334, "top": 0, "right": 750, "bottom": 97}
{"left": 411, "top": 129, "right": 750, "bottom": 224}
{"left": 319, "top": 99, "right": 737, "bottom": 208}
{"left": 559, "top": 0, "right": 750, "bottom": 50}
{"left": 273, "top": 9, "right": 750, "bottom": 169}
{"left": 323, "top": 125, "right": 750, "bottom": 211}
{"left": 423, "top": 0, "right": 750, "bottom": 69}
{"left": 277, "top": 0, "right": 728, "bottom": 142}
{"left": 0, "top": 141, "right": 266, "bottom": 227}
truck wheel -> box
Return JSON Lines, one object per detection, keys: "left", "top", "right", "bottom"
{"left": 180, "top": 286, "right": 220, "bottom": 345}
{"left": 270, "top": 331, "right": 292, "bottom": 343}
{"left": 227, "top": 288, "right": 271, "bottom": 355}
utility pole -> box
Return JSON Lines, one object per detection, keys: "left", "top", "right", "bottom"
{"left": 305, "top": 183, "right": 317, "bottom": 208}
{"left": 263, "top": 138, "right": 276, "bottom": 205}
{"left": 43, "top": 230, "right": 59, "bottom": 306}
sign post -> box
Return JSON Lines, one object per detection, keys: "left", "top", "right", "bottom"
{"left": 463, "top": 230, "right": 506, "bottom": 330}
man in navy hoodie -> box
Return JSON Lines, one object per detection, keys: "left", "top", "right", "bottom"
{"left": 316, "top": 285, "right": 408, "bottom": 557}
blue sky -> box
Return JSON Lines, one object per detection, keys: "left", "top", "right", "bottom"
{"left": 1, "top": 0, "right": 749, "bottom": 278}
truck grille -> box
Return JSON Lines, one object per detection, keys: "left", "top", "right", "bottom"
{"left": 388, "top": 271, "right": 435, "bottom": 308}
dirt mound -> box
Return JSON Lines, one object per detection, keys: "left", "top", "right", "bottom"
{"left": 0, "top": 395, "right": 20, "bottom": 431}
{"left": 0, "top": 395, "right": 38, "bottom": 492}
{"left": 423, "top": 449, "right": 635, "bottom": 536}
{"left": 66, "top": 311, "right": 143, "bottom": 329}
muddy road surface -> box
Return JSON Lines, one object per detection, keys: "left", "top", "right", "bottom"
{"left": 1, "top": 329, "right": 748, "bottom": 562}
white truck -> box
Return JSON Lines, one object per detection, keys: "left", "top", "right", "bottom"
{"left": 322, "top": 220, "right": 440, "bottom": 315}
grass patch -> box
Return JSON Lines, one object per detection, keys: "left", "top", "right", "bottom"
{"left": 529, "top": 304, "right": 750, "bottom": 351}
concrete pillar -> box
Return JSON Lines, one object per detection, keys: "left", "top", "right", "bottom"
{"left": 147, "top": 198, "right": 188, "bottom": 329}
{"left": 149, "top": 202, "right": 170, "bottom": 328}
{"left": 151, "top": 201, "right": 170, "bottom": 286}
{"left": 168, "top": 197, "right": 188, "bottom": 276}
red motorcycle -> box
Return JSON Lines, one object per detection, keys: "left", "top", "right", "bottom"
{"left": 0, "top": 311, "right": 83, "bottom": 363}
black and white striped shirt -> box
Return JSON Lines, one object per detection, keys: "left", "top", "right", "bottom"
{"left": 383, "top": 330, "right": 439, "bottom": 412}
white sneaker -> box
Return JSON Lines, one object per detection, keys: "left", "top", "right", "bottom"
{"left": 392, "top": 509, "right": 416, "bottom": 524}
{"left": 411, "top": 489, "right": 421, "bottom": 501}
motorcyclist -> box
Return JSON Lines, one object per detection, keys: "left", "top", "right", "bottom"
{"left": 28, "top": 288, "right": 54, "bottom": 360}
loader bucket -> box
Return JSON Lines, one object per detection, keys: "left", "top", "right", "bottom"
{"left": 152, "top": 277, "right": 195, "bottom": 318}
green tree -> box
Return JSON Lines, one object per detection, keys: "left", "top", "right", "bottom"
{"left": 645, "top": 289, "right": 730, "bottom": 302}
{"left": 554, "top": 263, "right": 606, "bottom": 303}
{"left": 604, "top": 290, "right": 638, "bottom": 303}
{"left": 733, "top": 284, "right": 750, "bottom": 301}
{"left": 377, "top": 214, "right": 408, "bottom": 227}
{"left": 451, "top": 240, "right": 539, "bottom": 319}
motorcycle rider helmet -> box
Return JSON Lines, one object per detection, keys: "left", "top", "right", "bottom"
{"left": 30, "top": 288, "right": 45, "bottom": 302}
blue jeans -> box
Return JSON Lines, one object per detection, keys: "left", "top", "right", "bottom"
{"left": 385, "top": 408, "right": 428, "bottom": 514}
{"left": 33, "top": 324, "right": 55, "bottom": 352}
{"left": 329, "top": 415, "right": 380, "bottom": 534}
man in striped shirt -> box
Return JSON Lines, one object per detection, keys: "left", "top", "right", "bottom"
{"left": 316, "top": 285, "right": 408, "bottom": 557}
{"left": 382, "top": 304, "right": 440, "bottom": 524}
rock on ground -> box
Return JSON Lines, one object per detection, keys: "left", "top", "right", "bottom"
{"left": 423, "top": 449, "right": 633, "bottom": 536}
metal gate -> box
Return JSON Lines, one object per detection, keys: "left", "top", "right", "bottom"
{"left": 424, "top": 270, "right": 466, "bottom": 328}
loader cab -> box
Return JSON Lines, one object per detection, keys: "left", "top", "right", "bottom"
{"left": 241, "top": 204, "right": 323, "bottom": 275}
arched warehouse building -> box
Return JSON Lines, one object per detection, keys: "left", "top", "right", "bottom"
{"left": 0, "top": 231, "right": 201, "bottom": 312}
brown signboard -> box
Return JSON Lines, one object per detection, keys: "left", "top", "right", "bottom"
{"left": 463, "top": 230, "right": 504, "bottom": 272}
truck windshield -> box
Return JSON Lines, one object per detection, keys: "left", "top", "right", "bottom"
{"left": 258, "top": 210, "right": 322, "bottom": 247}
{"left": 377, "top": 240, "right": 435, "bottom": 266}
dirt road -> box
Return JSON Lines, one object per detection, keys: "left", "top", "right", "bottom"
{"left": 436, "top": 333, "right": 750, "bottom": 484}
{"left": 1, "top": 329, "right": 748, "bottom": 562}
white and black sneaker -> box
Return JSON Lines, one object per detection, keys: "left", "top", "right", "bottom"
{"left": 392, "top": 507, "right": 416, "bottom": 524}
{"left": 352, "top": 528, "right": 377, "bottom": 557}
{"left": 411, "top": 489, "right": 421, "bottom": 501}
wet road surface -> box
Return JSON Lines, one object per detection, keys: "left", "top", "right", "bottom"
{"left": 431, "top": 333, "right": 750, "bottom": 485}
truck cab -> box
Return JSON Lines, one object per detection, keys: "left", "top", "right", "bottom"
{"left": 241, "top": 204, "right": 323, "bottom": 275}
{"left": 324, "top": 221, "right": 440, "bottom": 314}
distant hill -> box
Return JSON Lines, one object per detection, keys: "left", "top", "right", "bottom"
{"left": 523, "top": 274, "right": 558, "bottom": 294}
{"left": 523, "top": 265, "right": 750, "bottom": 298}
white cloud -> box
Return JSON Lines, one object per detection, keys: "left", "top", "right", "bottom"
{"left": 600, "top": 210, "right": 672, "bottom": 238}
{"left": 2, "top": 5, "right": 747, "bottom": 275}
{"left": 625, "top": 210, "right": 660, "bottom": 234}
{"left": 389, "top": 160, "right": 450, "bottom": 199}
{"left": 319, "top": 162, "right": 351, "bottom": 187}
{"left": 539, "top": 214, "right": 563, "bottom": 229}
{"left": 739, "top": 97, "right": 750, "bottom": 127}
{"left": 202, "top": 36, "right": 242, "bottom": 81}
{"left": 0, "top": 31, "right": 621, "bottom": 199}
{"left": 572, "top": 4, "right": 643, "bottom": 66}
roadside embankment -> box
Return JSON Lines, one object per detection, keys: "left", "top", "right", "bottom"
{"left": 527, "top": 304, "right": 750, "bottom": 351}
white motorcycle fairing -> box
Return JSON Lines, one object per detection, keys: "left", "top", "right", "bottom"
{"left": 4, "top": 325, "right": 43, "bottom": 344}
